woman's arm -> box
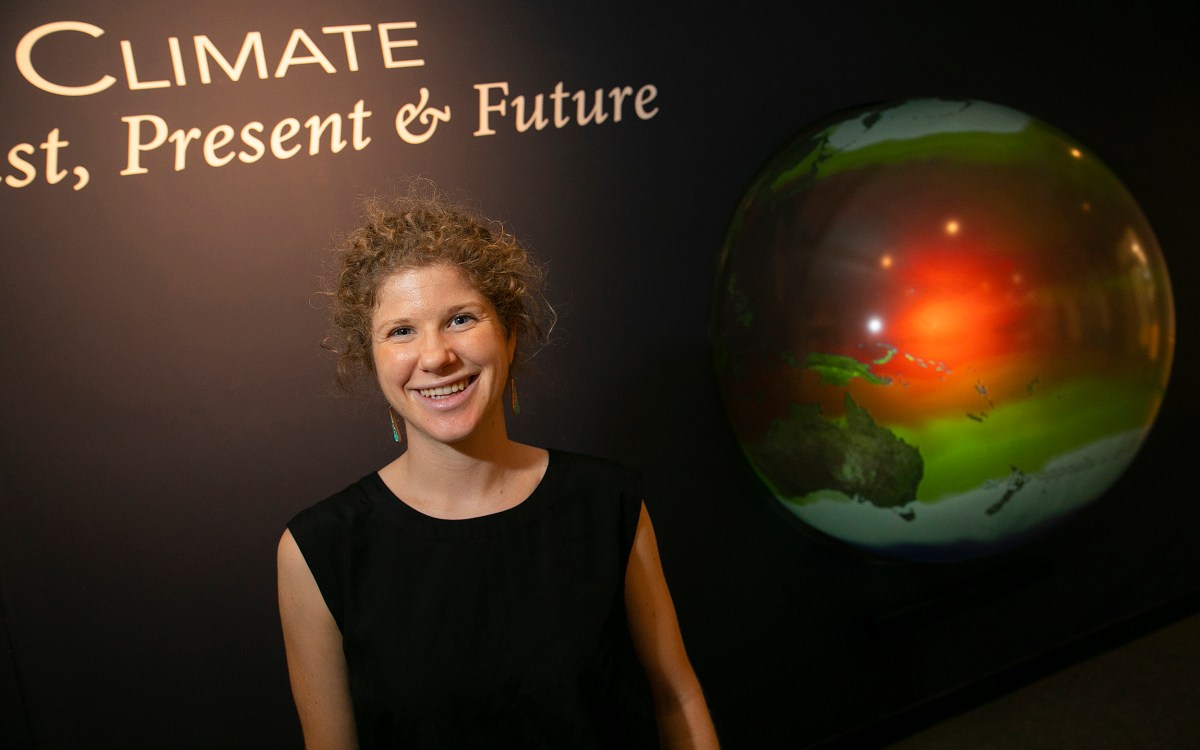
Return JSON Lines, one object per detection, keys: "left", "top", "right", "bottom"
{"left": 277, "top": 529, "right": 359, "bottom": 750}
{"left": 625, "top": 503, "right": 720, "bottom": 749}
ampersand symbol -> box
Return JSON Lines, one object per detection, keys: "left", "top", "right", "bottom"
{"left": 395, "top": 88, "right": 451, "bottom": 144}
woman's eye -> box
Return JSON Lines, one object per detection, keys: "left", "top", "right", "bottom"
{"left": 450, "top": 314, "right": 476, "bottom": 327}
{"left": 390, "top": 326, "right": 414, "bottom": 337}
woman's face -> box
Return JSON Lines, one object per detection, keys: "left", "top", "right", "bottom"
{"left": 370, "top": 264, "right": 516, "bottom": 449}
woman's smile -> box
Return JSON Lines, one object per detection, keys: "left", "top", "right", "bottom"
{"left": 417, "top": 377, "right": 472, "bottom": 398}
{"left": 413, "top": 375, "right": 477, "bottom": 405}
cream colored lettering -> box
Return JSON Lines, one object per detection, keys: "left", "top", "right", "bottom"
{"left": 378, "top": 22, "right": 422, "bottom": 68}
{"left": 474, "top": 81, "right": 660, "bottom": 136}
{"left": 16, "top": 21, "right": 117, "bottom": 96}
{"left": 512, "top": 95, "right": 548, "bottom": 132}
{"left": 608, "top": 87, "right": 633, "bottom": 122}
{"left": 305, "top": 114, "right": 347, "bottom": 154}
{"left": 195, "top": 33, "right": 268, "bottom": 84}
{"left": 120, "top": 40, "right": 171, "bottom": 91}
{"left": 168, "top": 128, "right": 203, "bottom": 170}
{"left": 394, "top": 88, "right": 450, "bottom": 144}
{"left": 322, "top": 24, "right": 371, "bottom": 71}
{"left": 121, "top": 115, "right": 169, "bottom": 175}
{"left": 274, "top": 29, "right": 337, "bottom": 77}
{"left": 41, "top": 129, "right": 70, "bottom": 184}
{"left": 634, "top": 85, "right": 659, "bottom": 119}
{"left": 572, "top": 89, "right": 609, "bottom": 126}
{"left": 16, "top": 21, "right": 421, "bottom": 96}
{"left": 239, "top": 123, "right": 266, "bottom": 163}
{"left": 203, "top": 125, "right": 237, "bottom": 167}
{"left": 168, "top": 37, "right": 187, "bottom": 85}
{"left": 270, "top": 118, "right": 302, "bottom": 159}
{"left": 473, "top": 83, "right": 508, "bottom": 136}
{"left": 120, "top": 101, "right": 372, "bottom": 175}
{"left": 551, "top": 82, "right": 570, "bottom": 128}
{"left": 5, "top": 144, "right": 37, "bottom": 187}
{"left": 347, "top": 99, "right": 373, "bottom": 150}
{"left": 2, "top": 129, "right": 90, "bottom": 190}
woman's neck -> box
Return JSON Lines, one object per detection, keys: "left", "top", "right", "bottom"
{"left": 380, "top": 437, "right": 547, "bottom": 520}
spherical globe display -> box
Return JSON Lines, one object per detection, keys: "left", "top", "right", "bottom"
{"left": 711, "top": 98, "right": 1175, "bottom": 561}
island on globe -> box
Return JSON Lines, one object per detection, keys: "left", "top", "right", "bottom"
{"left": 711, "top": 98, "right": 1175, "bottom": 562}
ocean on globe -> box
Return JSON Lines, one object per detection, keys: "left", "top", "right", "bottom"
{"left": 711, "top": 98, "right": 1175, "bottom": 562}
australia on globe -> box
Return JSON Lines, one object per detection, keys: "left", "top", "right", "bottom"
{"left": 711, "top": 98, "right": 1175, "bottom": 561}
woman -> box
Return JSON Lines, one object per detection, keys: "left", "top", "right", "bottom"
{"left": 277, "top": 184, "right": 719, "bottom": 748}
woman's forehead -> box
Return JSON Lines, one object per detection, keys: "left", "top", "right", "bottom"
{"left": 374, "top": 265, "right": 489, "bottom": 315}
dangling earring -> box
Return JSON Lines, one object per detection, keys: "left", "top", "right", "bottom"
{"left": 509, "top": 378, "right": 520, "bottom": 415}
{"left": 388, "top": 406, "right": 402, "bottom": 443}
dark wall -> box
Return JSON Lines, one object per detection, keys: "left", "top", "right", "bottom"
{"left": 1, "top": 3, "right": 1195, "bottom": 747}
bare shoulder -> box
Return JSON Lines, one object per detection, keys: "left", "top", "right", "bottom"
{"left": 277, "top": 527, "right": 302, "bottom": 566}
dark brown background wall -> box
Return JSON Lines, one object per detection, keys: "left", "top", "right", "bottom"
{"left": 1, "top": 3, "right": 1196, "bottom": 747}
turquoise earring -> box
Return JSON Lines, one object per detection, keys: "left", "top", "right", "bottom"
{"left": 388, "top": 407, "right": 402, "bottom": 443}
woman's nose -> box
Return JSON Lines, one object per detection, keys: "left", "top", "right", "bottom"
{"left": 418, "top": 333, "right": 458, "bottom": 371}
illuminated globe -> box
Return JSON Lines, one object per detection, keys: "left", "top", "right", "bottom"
{"left": 711, "top": 98, "right": 1175, "bottom": 561}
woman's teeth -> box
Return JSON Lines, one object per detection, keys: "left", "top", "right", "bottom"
{"left": 419, "top": 380, "right": 468, "bottom": 398}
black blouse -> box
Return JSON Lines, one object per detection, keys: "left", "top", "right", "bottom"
{"left": 288, "top": 449, "right": 658, "bottom": 749}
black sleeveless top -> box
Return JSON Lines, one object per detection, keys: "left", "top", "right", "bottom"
{"left": 287, "top": 449, "right": 659, "bottom": 749}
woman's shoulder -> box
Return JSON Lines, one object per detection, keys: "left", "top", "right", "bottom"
{"left": 549, "top": 447, "right": 636, "bottom": 473}
{"left": 282, "top": 475, "right": 380, "bottom": 634}
{"left": 287, "top": 473, "right": 379, "bottom": 536}
{"left": 548, "top": 449, "right": 643, "bottom": 496}
{"left": 545, "top": 450, "right": 644, "bottom": 551}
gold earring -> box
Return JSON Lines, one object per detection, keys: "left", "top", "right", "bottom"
{"left": 510, "top": 378, "right": 520, "bottom": 415}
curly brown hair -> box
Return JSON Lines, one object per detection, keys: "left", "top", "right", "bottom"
{"left": 323, "top": 181, "right": 553, "bottom": 390}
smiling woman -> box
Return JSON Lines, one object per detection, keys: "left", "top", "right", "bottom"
{"left": 276, "top": 181, "right": 720, "bottom": 749}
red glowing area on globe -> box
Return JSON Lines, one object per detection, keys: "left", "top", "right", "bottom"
{"left": 711, "top": 98, "right": 1175, "bottom": 561}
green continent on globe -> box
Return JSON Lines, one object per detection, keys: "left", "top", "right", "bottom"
{"left": 803, "top": 351, "right": 893, "bottom": 386}
{"left": 748, "top": 393, "right": 923, "bottom": 508}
